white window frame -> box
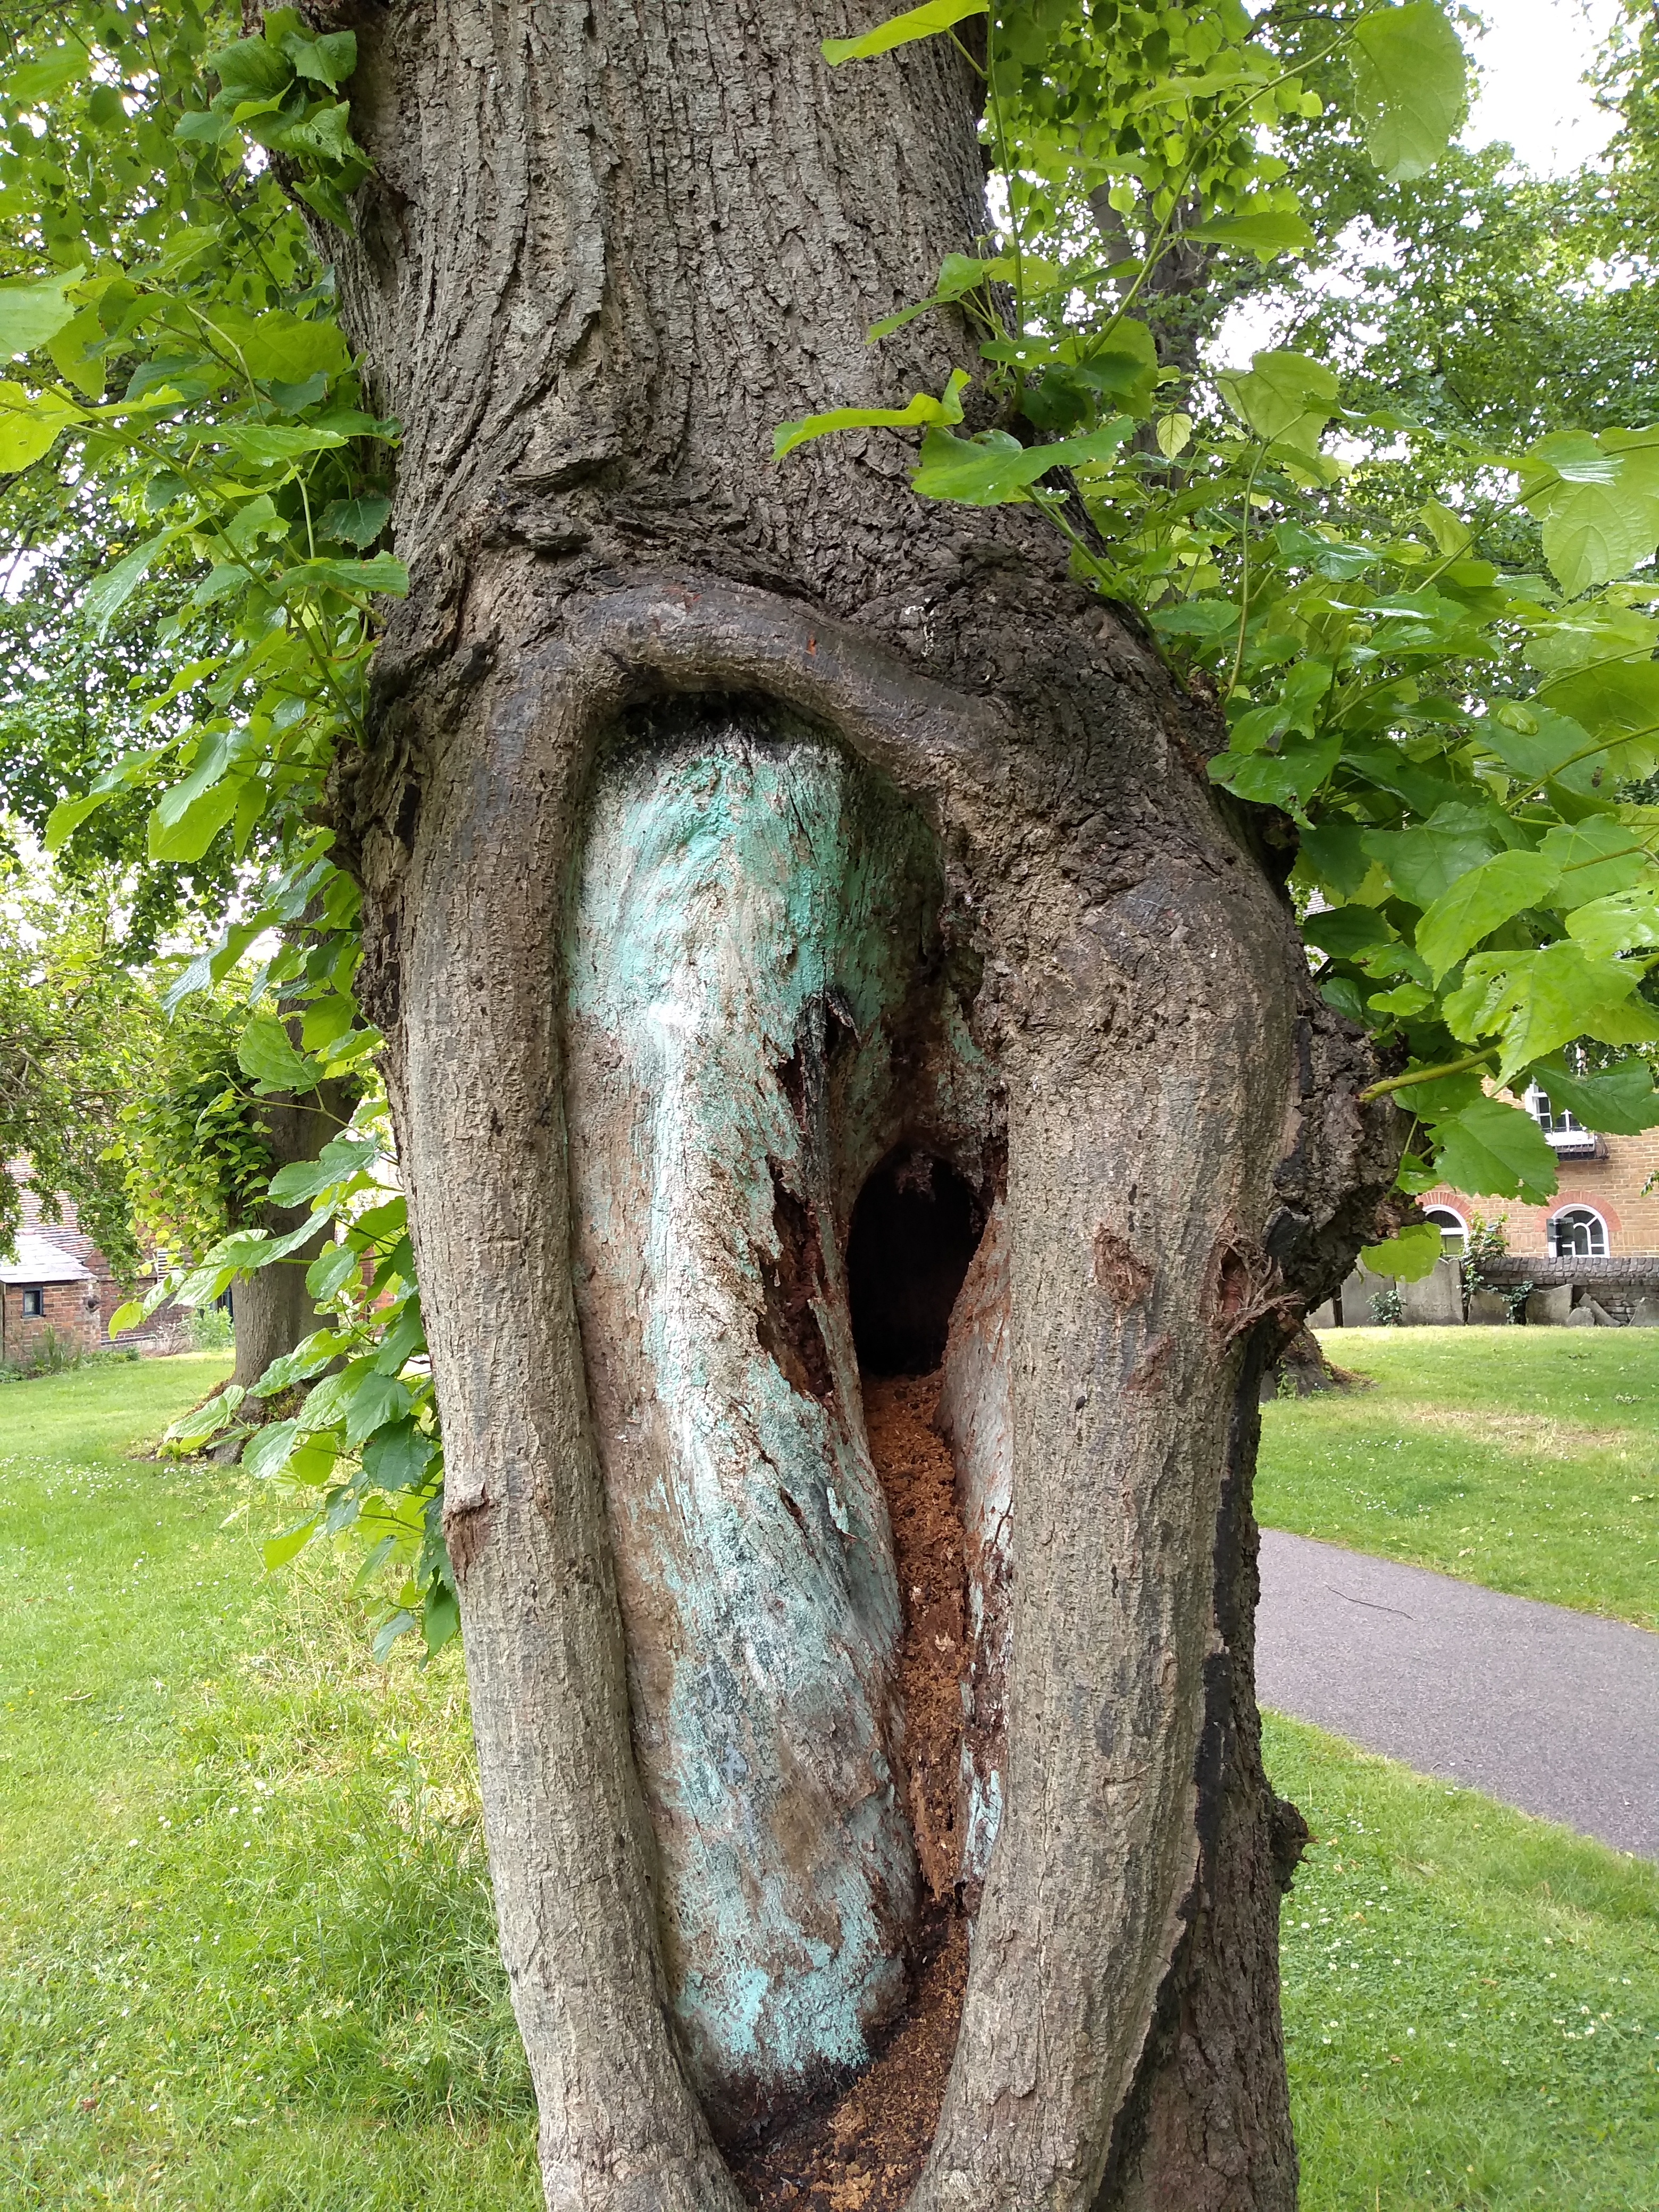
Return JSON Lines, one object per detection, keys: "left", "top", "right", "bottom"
{"left": 1423, "top": 1205, "right": 1467, "bottom": 1254}
{"left": 1523, "top": 1084, "right": 1597, "bottom": 1154}
{"left": 1548, "top": 1205, "right": 1608, "bottom": 1260}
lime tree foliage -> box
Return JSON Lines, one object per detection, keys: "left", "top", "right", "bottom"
{"left": 111, "top": 983, "right": 272, "bottom": 1256}
{"left": 0, "top": 865, "right": 143, "bottom": 1274}
{"left": 9, "top": 0, "right": 1659, "bottom": 1650}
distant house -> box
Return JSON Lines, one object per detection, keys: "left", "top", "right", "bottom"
{"left": 1417, "top": 1081, "right": 1659, "bottom": 1265}
{"left": 1321, "top": 1081, "right": 1659, "bottom": 1328}
{"left": 1, "top": 1179, "right": 186, "bottom": 1364}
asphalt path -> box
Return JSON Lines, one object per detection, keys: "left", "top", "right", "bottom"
{"left": 1256, "top": 1529, "right": 1659, "bottom": 1861}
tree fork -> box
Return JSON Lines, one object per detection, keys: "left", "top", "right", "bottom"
{"left": 311, "top": 5, "right": 1402, "bottom": 2205}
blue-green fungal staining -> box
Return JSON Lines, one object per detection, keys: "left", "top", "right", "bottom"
{"left": 566, "top": 703, "right": 990, "bottom": 2127}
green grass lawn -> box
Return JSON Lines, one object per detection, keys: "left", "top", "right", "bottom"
{"left": 1262, "top": 1327, "right": 1659, "bottom": 1631}
{"left": 1267, "top": 1717, "right": 1659, "bottom": 2210}
{"left": 2, "top": 1358, "right": 1654, "bottom": 2209}
{"left": 0, "top": 1354, "right": 538, "bottom": 2210}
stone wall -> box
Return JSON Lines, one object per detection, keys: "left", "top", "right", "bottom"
{"left": 1311, "top": 1252, "right": 1659, "bottom": 1327}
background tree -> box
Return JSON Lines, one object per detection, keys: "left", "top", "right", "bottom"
{"left": 0, "top": 863, "right": 140, "bottom": 1271}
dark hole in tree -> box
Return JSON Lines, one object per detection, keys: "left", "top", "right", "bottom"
{"left": 846, "top": 1147, "right": 984, "bottom": 1376}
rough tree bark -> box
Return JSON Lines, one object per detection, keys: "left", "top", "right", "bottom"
{"left": 303, "top": 5, "right": 1401, "bottom": 2207}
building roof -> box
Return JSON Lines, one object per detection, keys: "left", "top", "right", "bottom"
{"left": 0, "top": 1233, "right": 94, "bottom": 1286}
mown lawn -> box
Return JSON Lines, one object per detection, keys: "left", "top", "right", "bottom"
{"left": 1267, "top": 1717, "right": 1659, "bottom": 2210}
{"left": 0, "top": 1354, "right": 538, "bottom": 2210}
{"left": 2, "top": 1356, "right": 1654, "bottom": 2208}
{"left": 1261, "top": 1327, "right": 1659, "bottom": 1630}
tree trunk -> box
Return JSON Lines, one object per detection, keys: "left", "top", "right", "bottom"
{"left": 311, "top": 5, "right": 1402, "bottom": 2206}
{"left": 230, "top": 1086, "right": 350, "bottom": 1392}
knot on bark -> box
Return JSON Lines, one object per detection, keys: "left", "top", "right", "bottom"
{"left": 1092, "top": 1224, "right": 1153, "bottom": 1306}
{"left": 1208, "top": 1232, "right": 1301, "bottom": 1348}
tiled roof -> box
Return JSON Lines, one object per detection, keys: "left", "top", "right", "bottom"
{"left": 0, "top": 1232, "right": 95, "bottom": 1285}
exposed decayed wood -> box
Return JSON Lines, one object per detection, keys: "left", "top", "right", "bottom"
{"left": 313, "top": 4, "right": 1407, "bottom": 2206}
{"left": 563, "top": 709, "right": 994, "bottom": 2136}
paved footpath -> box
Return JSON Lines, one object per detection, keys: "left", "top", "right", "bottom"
{"left": 1256, "top": 1530, "right": 1659, "bottom": 1861}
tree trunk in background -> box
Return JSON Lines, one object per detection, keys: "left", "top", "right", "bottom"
{"left": 306, "top": 5, "right": 1402, "bottom": 2206}
{"left": 229, "top": 1086, "right": 349, "bottom": 1392}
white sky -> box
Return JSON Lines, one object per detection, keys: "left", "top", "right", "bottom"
{"left": 1211, "top": 0, "right": 1622, "bottom": 366}
{"left": 1464, "top": 0, "right": 1620, "bottom": 175}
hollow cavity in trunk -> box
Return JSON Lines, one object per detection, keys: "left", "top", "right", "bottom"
{"left": 564, "top": 701, "right": 1009, "bottom": 2163}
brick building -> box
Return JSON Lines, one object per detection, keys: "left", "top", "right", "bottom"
{"left": 0, "top": 1179, "right": 187, "bottom": 1367}
{"left": 1418, "top": 1081, "right": 1659, "bottom": 1263}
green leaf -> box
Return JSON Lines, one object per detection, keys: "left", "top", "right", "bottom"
{"left": 305, "top": 1241, "right": 361, "bottom": 1301}
{"left": 237, "top": 1015, "right": 324, "bottom": 1094}
{"left": 107, "top": 1300, "right": 144, "bottom": 1338}
{"left": 1527, "top": 430, "right": 1621, "bottom": 485}
{"left": 83, "top": 530, "right": 179, "bottom": 638}
{"left": 423, "top": 1585, "right": 461, "bottom": 1657}
{"left": 1214, "top": 350, "right": 1339, "bottom": 456}
{"left": 8, "top": 48, "right": 83, "bottom": 105}
{"left": 167, "top": 1390, "right": 241, "bottom": 1446}
{"left": 1474, "top": 707, "right": 1604, "bottom": 794}
{"left": 318, "top": 493, "right": 391, "bottom": 547}
{"left": 1566, "top": 889, "right": 1659, "bottom": 958}
{"left": 207, "top": 35, "right": 295, "bottom": 106}
{"left": 372, "top": 1301, "right": 428, "bottom": 1375}
{"left": 244, "top": 1419, "right": 304, "bottom": 1483}
{"left": 343, "top": 1371, "right": 411, "bottom": 1448}
{"left": 1414, "top": 849, "right": 1560, "bottom": 980}
{"left": 363, "top": 1417, "right": 437, "bottom": 1492}
{"left": 173, "top": 107, "right": 237, "bottom": 148}
{"left": 910, "top": 416, "right": 1132, "bottom": 505}
{"left": 267, "top": 1132, "right": 381, "bottom": 1204}
{"left": 1297, "top": 822, "right": 1376, "bottom": 900}
{"left": 1539, "top": 656, "right": 1659, "bottom": 749}
{"left": 1185, "top": 210, "right": 1316, "bottom": 262}
{"left": 210, "top": 305, "right": 350, "bottom": 384}
{"left": 43, "top": 790, "right": 115, "bottom": 852}
{"left": 1301, "top": 906, "right": 1397, "bottom": 958}
{"left": 1368, "top": 982, "right": 1432, "bottom": 1017}
{"left": 1360, "top": 1222, "right": 1443, "bottom": 1281}
{"left": 263, "top": 1515, "right": 322, "bottom": 1570}
{"left": 353, "top": 1197, "right": 408, "bottom": 1243}
{"left": 1350, "top": 2, "right": 1468, "bottom": 181}
{"left": 1539, "top": 818, "right": 1653, "bottom": 905}
{"left": 1429, "top": 1095, "right": 1557, "bottom": 1204}
{"left": 1068, "top": 321, "right": 1159, "bottom": 415}
{"left": 147, "top": 776, "right": 244, "bottom": 864}
{"left": 774, "top": 370, "right": 967, "bottom": 459}
{"left": 822, "top": 0, "right": 987, "bottom": 65}
{"left": 1445, "top": 941, "right": 1642, "bottom": 1082}
{"left": 1527, "top": 1058, "right": 1659, "bottom": 1135}
{"left": 219, "top": 421, "right": 351, "bottom": 467}
{"left": 281, "top": 28, "right": 358, "bottom": 89}
{"left": 276, "top": 554, "right": 410, "bottom": 598}
{"left": 1209, "top": 731, "right": 1342, "bottom": 814}
{"left": 0, "top": 380, "right": 83, "bottom": 473}
{"left": 1362, "top": 803, "right": 1505, "bottom": 909}
{"left": 1149, "top": 599, "right": 1239, "bottom": 640}
{"left": 0, "top": 267, "right": 85, "bottom": 358}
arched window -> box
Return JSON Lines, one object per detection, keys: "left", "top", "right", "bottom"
{"left": 1549, "top": 1206, "right": 1607, "bottom": 1260}
{"left": 1423, "top": 1205, "right": 1467, "bottom": 1255}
